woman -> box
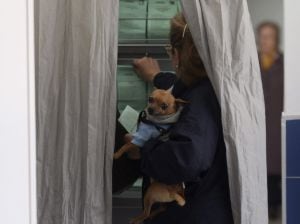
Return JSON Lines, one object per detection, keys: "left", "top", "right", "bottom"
{"left": 257, "top": 22, "right": 284, "bottom": 218}
{"left": 132, "top": 13, "right": 234, "bottom": 224}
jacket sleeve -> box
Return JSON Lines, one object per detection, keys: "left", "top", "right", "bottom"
{"left": 153, "top": 72, "right": 177, "bottom": 90}
{"left": 140, "top": 86, "right": 221, "bottom": 184}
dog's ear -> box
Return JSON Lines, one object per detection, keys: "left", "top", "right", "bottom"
{"left": 175, "top": 98, "right": 189, "bottom": 106}
{"left": 166, "top": 86, "right": 174, "bottom": 93}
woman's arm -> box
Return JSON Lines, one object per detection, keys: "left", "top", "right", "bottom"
{"left": 132, "top": 56, "right": 177, "bottom": 88}
{"left": 141, "top": 84, "right": 221, "bottom": 185}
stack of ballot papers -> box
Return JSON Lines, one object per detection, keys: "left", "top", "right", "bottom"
{"left": 147, "top": 0, "right": 179, "bottom": 39}
{"left": 117, "top": 66, "right": 148, "bottom": 112}
{"left": 119, "top": 0, "right": 147, "bottom": 41}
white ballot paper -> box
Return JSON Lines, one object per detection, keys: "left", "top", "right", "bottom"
{"left": 118, "top": 105, "right": 140, "bottom": 134}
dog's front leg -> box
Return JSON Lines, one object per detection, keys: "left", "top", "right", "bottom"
{"left": 113, "top": 142, "right": 136, "bottom": 159}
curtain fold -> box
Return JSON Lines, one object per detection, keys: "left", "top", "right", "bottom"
{"left": 180, "top": 0, "right": 268, "bottom": 223}
{"left": 36, "top": 0, "right": 118, "bottom": 223}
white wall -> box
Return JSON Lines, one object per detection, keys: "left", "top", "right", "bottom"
{"left": 0, "top": 1, "right": 37, "bottom": 224}
{"left": 247, "top": 0, "right": 284, "bottom": 50}
{"left": 284, "top": 0, "right": 300, "bottom": 115}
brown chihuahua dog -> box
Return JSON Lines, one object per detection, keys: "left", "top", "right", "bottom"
{"left": 114, "top": 89, "right": 188, "bottom": 224}
{"left": 113, "top": 88, "right": 187, "bottom": 160}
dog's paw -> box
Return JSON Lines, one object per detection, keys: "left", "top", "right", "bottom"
{"left": 113, "top": 152, "right": 121, "bottom": 160}
{"left": 129, "top": 216, "right": 144, "bottom": 224}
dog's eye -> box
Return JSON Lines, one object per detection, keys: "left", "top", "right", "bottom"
{"left": 161, "top": 103, "right": 168, "bottom": 110}
{"left": 148, "top": 97, "right": 154, "bottom": 103}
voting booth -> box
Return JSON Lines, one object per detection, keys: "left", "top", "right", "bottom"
{"left": 113, "top": 1, "right": 181, "bottom": 223}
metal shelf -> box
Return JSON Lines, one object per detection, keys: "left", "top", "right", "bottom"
{"left": 118, "top": 43, "right": 168, "bottom": 47}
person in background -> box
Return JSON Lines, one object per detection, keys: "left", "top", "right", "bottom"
{"left": 257, "top": 22, "right": 284, "bottom": 219}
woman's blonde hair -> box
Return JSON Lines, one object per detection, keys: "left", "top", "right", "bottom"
{"left": 170, "top": 13, "right": 207, "bottom": 85}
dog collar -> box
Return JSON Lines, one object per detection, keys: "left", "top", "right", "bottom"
{"left": 144, "top": 106, "right": 184, "bottom": 124}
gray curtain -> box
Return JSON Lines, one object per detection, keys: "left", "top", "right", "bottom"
{"left": 181, "top": 0, "right": 268, "bottom": 223}
{"left": 35, "top": 0, "right": 118, "bottom": 223}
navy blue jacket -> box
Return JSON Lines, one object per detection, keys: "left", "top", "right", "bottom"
{"left": 141, "top": 73, "right": 234, "bottom": 224}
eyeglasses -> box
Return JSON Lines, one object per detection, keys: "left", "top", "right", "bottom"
{"left": 165, "top": 44, "right": 173, "bottom": 57}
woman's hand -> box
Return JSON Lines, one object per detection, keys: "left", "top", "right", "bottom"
{"left": 133, "top": 57, "right": 161, "bottom": 82}
{"left": 124, "top": 133, "right": 133, "bottom": 143}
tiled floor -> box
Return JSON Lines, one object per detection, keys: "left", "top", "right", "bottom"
{"left": 269, "top": 206, "right": 282, "bottom": 224}
{"left": 270, "top": 218, "right": 282, "bottom": 224}
{"left": 113, "top": 197, "right": 142, "bottom": 224}
{"left": 113, "top": 196, "right": 283, "bottom": 224}
{"left": 269, "top": 211, "right": 282, "bottom": 224}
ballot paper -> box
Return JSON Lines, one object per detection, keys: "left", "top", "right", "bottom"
{"left": 119, "top": 0, "right": 147, "bottom": 40}
{"left": 119, "top": 20, "right": 146, "bottom": 40}
{"left": 118, "top": 105, "right": 140, "bottom": 133}
{"left": 119, "top": 0, "right": 147, "bottom": 18}
{"left": 147, "top": 0, "right": 179, "bottom": 39}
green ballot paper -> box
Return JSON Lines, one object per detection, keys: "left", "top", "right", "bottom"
{"left": 119, "top": 0, "right": 147, "bottom": 41}
{"left": 147, "top": 0, "right": 179, "bottom": 39}
{"left": 117, "top": 66, "right": 148, "bottom": 112}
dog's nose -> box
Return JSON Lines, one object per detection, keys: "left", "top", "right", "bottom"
{"left": 147, "top": 107, "right": 154, "bottom": 115}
